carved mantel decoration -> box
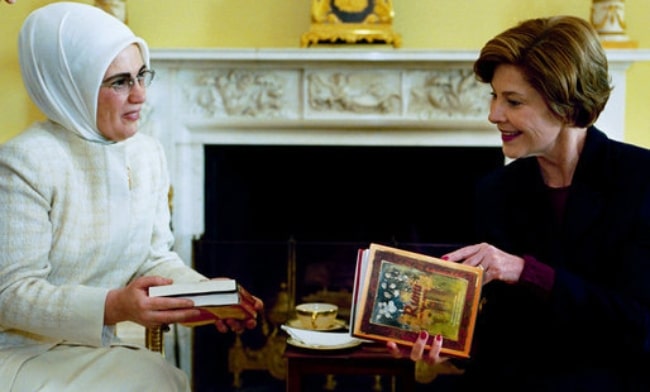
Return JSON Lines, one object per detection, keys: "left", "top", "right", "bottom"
{"left": 301, "top": 0, "right": 401, "bottom": 47}
{"left": 184, "top": 67, "right": 487, "bottom": 120}
{"left": 591, "top": 0, "right": 637, "bottom": 48}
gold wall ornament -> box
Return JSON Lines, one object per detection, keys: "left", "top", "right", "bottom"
{"left": 95, "top": 0, "right": 127, "bottom": 23}
{"left": 301, "top": 0, "right": 401, "bottom": 47}
{"left": 590, "top": 0, "right": 637, "bottom": 48}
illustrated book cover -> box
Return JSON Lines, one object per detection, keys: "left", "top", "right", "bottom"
{"left": 148, "top": 279, "right": 258, "bottom": 326}
{"left": 350, "top": 243, "right": 483, "bottom": 358}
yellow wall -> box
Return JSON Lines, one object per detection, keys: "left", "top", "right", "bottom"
{"left": 1, "top": 0, "right": 649, "bottom": 145}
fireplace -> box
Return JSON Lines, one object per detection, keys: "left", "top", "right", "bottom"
{"left": 199, "top": 143, "right": 504, "bottom": 313}
{"left": 191, "top": 144, "right": 503, "bottom": 390}
{"left": 145, "top": 48, "right": 638, "bottom": 389}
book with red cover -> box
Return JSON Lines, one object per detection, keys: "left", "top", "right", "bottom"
{"left": 350, "top": 243, "right": 483, "bottom": 358}
{"left": 148, "top": 279, "right": 258, "bottom": 327}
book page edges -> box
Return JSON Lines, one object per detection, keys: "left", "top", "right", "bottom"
{"left": 149, "top": 279, "right": 237, "bottom": 297}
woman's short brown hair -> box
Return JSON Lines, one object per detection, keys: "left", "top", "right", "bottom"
{"left": 474, "top": 15, "right": 612, "bottom": 128}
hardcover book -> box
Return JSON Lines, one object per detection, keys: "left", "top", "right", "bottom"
{"left": 148, "top": 279, "right": 258, "bottom": 326}
{"left": 148, "top": 279, "right": 238, "bottom": 298}
{"left": 350, "top": 243, "right": 483, "bottom": 358}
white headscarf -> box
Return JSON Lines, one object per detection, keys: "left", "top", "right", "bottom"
{"left": 18, "top": 2, "right": 150, "bottom": 144}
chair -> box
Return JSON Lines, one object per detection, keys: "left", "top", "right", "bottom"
{"left": 115, "top": 322, "right": 167, "bottom": 354}
{"left": 145, "top": 325, "right": 168, "bottom": 354}
{"left": 143, "top": 186, "right": 175, "bottom": 354}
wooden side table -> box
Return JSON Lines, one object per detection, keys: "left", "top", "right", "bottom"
{"left": 284, "top": 343, "right": 415, "bottom": 392}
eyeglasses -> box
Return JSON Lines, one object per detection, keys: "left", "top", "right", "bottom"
{"left": 100, "top": 69, "right": 156, "bottom": 94}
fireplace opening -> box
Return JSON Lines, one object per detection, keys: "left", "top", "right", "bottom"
{"left": 191, "top": 144, "right": 504, "bottom": 391}
{"left": 202, "top": 144, "right": 504, "bottom": 243}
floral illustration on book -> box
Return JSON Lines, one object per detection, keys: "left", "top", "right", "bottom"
{"left": 371, "top": 260, "right": 468, "bottom": 341}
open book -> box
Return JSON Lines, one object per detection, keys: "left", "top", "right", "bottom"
{"left": 350, "top": 243, "right": 483, "bottom": 358}
{"left": 149, "top": 279, "right": 258, "bottom": 326}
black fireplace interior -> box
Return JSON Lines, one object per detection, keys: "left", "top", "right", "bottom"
{"left": 192, "top": 144, "right": 504, "bottom": 391}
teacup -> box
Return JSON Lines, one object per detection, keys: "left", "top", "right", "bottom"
{"left": 295, "top": 302, "right": 338, "bottom": 330}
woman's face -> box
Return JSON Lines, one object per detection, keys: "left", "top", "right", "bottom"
{"left": 488, "top": 64, "right": 564, "bottom": 160}
{"left": 97, "top": 44, "right": 147, "bottom": 141}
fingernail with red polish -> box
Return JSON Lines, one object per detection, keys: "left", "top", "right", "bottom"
{"left": 441, "top": 255, "right": 449, "bottom": 260}
{"left": 419, "top": 330, "right": 428, "bottom": 340}
{"left": 435, "top": 334, "right": 442, "bottom": 342}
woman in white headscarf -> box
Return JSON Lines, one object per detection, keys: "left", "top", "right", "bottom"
{"left": 0, "top": 3, "right": 262, "bottom": 390}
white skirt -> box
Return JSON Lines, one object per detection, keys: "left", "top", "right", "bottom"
{"left": 11, "top": 344, "right": 190, "bottom": 392}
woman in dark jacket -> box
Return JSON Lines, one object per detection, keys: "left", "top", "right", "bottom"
{"left": 389, "top": 15, "right": 650, "bottom": 391}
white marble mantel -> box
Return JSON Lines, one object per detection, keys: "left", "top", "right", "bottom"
{"left": 144, "top": 47, "right": 650, "bottom": 376}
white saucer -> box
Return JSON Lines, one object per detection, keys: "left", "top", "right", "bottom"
{"left": 287, "top": 318, "right": 347, "bottom": 331}
{"left": 286, "top": 337, "right": 362, "bottom": 351}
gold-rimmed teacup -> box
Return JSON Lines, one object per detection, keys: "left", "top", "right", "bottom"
{"left": 295, "top": 302, "right": 338, "bottom": 330}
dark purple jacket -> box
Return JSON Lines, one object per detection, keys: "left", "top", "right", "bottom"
{"left": 461, "top": 127, "right": 650, "bottom": 391}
